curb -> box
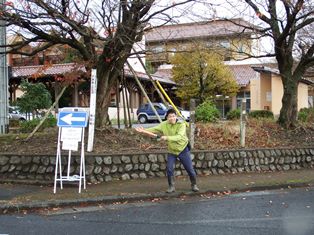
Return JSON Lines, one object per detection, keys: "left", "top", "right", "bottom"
{"left": 0, "top": 182, "right": 312, "bottom": 214}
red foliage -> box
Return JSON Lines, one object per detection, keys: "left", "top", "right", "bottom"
{"left": 5, "top": 1, "right": 14, "bottom": 7}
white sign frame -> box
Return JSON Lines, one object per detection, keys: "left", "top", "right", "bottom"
{"left": 54, "top": 108, "right": 87, "bottom": 194}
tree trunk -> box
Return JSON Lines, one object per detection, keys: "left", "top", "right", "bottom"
{"left": 278, "top": 78, "right": 298, "bottom": 128}
{"left": 92, "top": 10, "right": 145, "bottom": 128}
{"left": 95, "top": 66, "right": 118, "bottom": 128}
{"left": 94, "top": 46, "right": 129, "bottom": 128}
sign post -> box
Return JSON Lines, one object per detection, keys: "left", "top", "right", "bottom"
{"left": 54, "top": 108, "right": 88, "bottom": 194}
{"left": 87, "top": 69, "right": 97, "bottom": 152}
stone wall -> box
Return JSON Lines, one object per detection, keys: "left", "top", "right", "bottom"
{"left": 0, "top": 147, "right": 314, "bottom": 183}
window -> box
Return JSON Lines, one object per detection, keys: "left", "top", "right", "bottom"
{"left": 236, "top": 91, "right": 251, "bottom": 113}
{"left": 154, "top": 105, "right": 163, "bottom": 110}
{"left": 151, "top": 46, "right": 164, "bottom": 53}
{"left": 220, "top": 40, "right": 230, "bottom": 48}
{"left": 169, "top": 48, "right": 176, "bottom": 57}
{"left": 309, "top": 96, "right": 313, "bottom": 107}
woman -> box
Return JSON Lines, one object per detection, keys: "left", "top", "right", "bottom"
{"left": 135, "top": 108, "right": 199, "bottom": 193}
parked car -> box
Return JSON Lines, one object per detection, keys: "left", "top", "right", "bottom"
{"left": 176, "top": 106, "right": 190, "bottom": 122}
{"left": 8, "top": 106, "right": 32, "bottom": 121}
{"left": 136, "top": 102, "right": 190, "bottom": 124}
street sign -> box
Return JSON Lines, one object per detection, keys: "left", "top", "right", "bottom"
{"left": 54, "top": 108, "right": 88, "bottom": 194}
{"left": 61, "top": 127, "right": 83, "bottom": 142}
{"left": 61, "top": 127, "right": 83, "bottom": 151}
{"left": 57, "top": 111, "right": 88, "bottom": 127}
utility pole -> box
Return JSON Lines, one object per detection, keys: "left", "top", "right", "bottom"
{"left": 0, "top": 0, "right": 9, "bottom": 134}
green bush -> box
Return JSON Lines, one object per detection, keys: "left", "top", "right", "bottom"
{"left": 16, "top": 80, "right": 52, "bottom": 115}
{"left": 248, "top": 110, "right": 274, "bottom": 119}
{"left": 298, "top": 107, "right": 314, "bottom": 122}
{"left": 226, "top": 109, "right": 241, "bottom": 120}
{"left": 195, "top": 100, "right": 220, "bottom": 122}
{"left": 20, "top": 117, "right": 57, "bottom": 133}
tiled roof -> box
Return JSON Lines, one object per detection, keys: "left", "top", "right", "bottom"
{"left": 11, "top": 63, "right": 176, "bottom": 85}
{"left": 11, "top": 63, "right": 86, "bottom": 78}
{"left": 152, "top": 68, "right": 172, "bottom": 81}
{"left": 252, "top": 66, "right": 314, "bottom": 85}
{"left": 124, "top": 68, "right": 176, "bottom": 85}
{"left": 145, "top": 18, "right": 257, "bottom": 43}
{"left": 153, "top": 64, "right": 257, "bottom": 87}
{"left": 305, "top": 67, "right": 314, "bottom": 80}
{"left": 228, "top": 64, "right": 258, "bottom": 87}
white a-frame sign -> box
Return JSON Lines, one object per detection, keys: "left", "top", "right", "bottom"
{"left": 54, "top": 108, "right": 88, "bottom": 193}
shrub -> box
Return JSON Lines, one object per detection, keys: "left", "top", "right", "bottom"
{"left": 226, "top": 109, "right": 240, "bottom": 120}
{"left": 16, "top": 80, "right": 52, "bottom": 116}
{"left": 248, "top": 110, "right": 274, "bottom": 119}
{"left": 9, "top": 119, "right": 21, "bottom": 127}
{"left": 195, "top": 100, "right": 220, "bottom": 122}
{"left": 298, "top": 107, "right": 314, "bottom": 122}
{"left": 19, "top": 117, "right": 57, "bottom": 133}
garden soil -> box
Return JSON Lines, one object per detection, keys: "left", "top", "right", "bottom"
{"left": 1, "top": 119, "right": 314, "bottom": 155}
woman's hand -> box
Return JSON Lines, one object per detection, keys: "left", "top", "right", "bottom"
{"left": 134, "top": 126, "right": 144, "bottom": 133}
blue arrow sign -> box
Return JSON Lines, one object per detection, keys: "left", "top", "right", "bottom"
{"left": 57, "top": 111, "right": 88, "bottom": 127}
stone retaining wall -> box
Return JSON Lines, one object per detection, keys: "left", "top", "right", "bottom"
{"left": 0, "top": 147, "right": 314, "bottom": 183}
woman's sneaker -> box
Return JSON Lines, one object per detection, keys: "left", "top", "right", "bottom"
{"left": 166, "top": 185, "right": 175, "bottom": 193}
{"left": 191, "top": 184, "right": 199, "bottom": 192}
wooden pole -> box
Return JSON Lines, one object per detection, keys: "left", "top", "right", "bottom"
{"left": 121, "top": 79, "right": 128, "bottom": 127}
{"left": 126, "top": 61, "right": 162, "bottom": 123}
{"left": 116, "top": 80, "right": 120, "bottom": 129}
{"left": 135, "top": 52, "right": 169, "bottom": 106}
{"left": 123, "top": 74, "right": 132, "bottom": 128}
{"left": 189, "top": 99, "right": 196, "bottom": 149}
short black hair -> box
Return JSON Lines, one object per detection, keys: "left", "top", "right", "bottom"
{"left": 166, "top": 108, "right": 176, "bottom": 118}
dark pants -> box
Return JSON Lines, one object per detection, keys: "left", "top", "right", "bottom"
{"left": 166, "top": 146, "right": 196, "bottom": 177}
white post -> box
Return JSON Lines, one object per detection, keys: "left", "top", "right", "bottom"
{"left": 87, "top": 69, "right": 97, "bottom": 152}
{"left": 240, "top": 98, "right": 246, "bottom": 148}
{"left": 0, "top": 2, "right": 9, "bottom": 134}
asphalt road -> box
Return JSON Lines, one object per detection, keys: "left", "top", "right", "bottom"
{"left": 1, "top": 187, "right": 314, "bottom": 235}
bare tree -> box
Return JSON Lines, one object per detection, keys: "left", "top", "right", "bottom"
{"left": 224, "top": 0, "right": 314, "bottom": 128}
{"left": 0, "top": 0, "right": 195, "bottom": 128}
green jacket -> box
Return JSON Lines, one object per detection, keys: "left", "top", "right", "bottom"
{"left": 146, "top": 120, "right": 188, "bottom": 155}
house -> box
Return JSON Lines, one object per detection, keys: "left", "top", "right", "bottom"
{"left": 7, "top": 35, "right": 176, "bottom": 121}
{"left": 145, "top": 18, "right": 260, "bottom": 71}
{"left": 152, "top": 61, "right": 313, "bottom": 118}
{"left": 145, "top": 18, "right": 262, "bottom": 116}
{"left": 305, "top": 67, "right": 314, "bottom": 107}
{"left": 145, "top": 19, "right": 312, "bottom": 117}
{"left": 9, "top": 63, "right": 176, "bottom": 120}
{"left": 251, "top": 66, "right": 311, "bottom": 117}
